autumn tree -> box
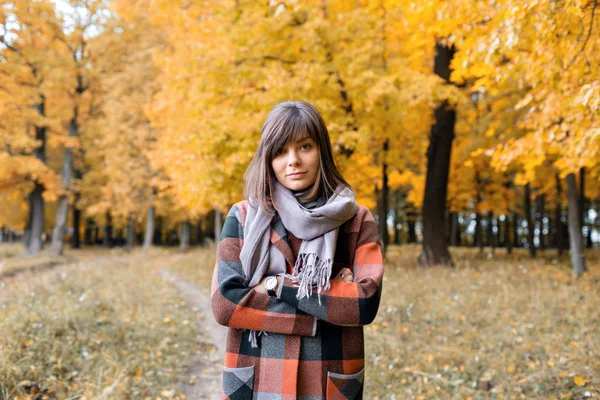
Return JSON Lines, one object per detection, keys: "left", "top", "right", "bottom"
{"left": 0, "top": 0, "right": 64, "bottom": 255}
{"left": 448, "top": 0, "right": 600, "bottom": 275}
{"left": 49, "top": 0, "right": 111, "bottom": 255}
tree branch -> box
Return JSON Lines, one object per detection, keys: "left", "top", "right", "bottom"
{"left": 565, "top": 0, "right": 597, "bottom": 70}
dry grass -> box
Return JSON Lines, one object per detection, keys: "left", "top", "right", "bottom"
{"left": 366, "top": 244, "right": 600, "bottom": 399}
{"left": 165, "top": 246, "right": 216, "bottom": 294}
{"left": 2, "top": 243, "right": 598, "bottom": 399}
{"left": 0, "top": 243, "right": 21, "bottom": 260}
{"left": 0, "top": 246, "right": 201, "bottom": 399}
{"left": 0, "top": 243, "right": 106, "bottom": 276}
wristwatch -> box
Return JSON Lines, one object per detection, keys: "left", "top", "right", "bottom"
{"left": 264, "top": 276, "right": 278, "bottom": 297}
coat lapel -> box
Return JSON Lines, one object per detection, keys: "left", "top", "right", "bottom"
{"left": 270, "top": 215, "right": 295, "bottom": 268}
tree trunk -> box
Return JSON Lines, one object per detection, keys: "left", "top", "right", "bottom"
{"left": 393, "top": 192, "right": 402, "bottom": 245}
{"left": 24, "top": 182, "right": 45, "bottom": 255}
{"left": 456, "top": 214, "right": 462, "bottom": 246}
{"left": 167, "top": 229, "right": 177, "bottom": 245}
{"left": 479, "top": 217, "right": 485, "bottom": 253}
{"left": 487, "top": 212, "right": 494, "bottom": 250}
{"left": 553, "top": 174, "right": 564, "bottom": 254}
{"left": 393, "top": 208, "right": 401, "bottom": 245}
{"left": 418, "top": 42, "right": 456, "bottom": 266}
{"left": 126, "top": 215, "right": 136, "bottom": 251}
{"left": 143, "top": 200, "right": 155, "bottom": 248}
{"left": 71, "top": 199, "right": 81, "bottom": 249}
{"left": 444, "top": 208, "right": 450, "bottom": 245}
{"left": 71, "top": 163, "right": 83, "bottom": 249}
{"left": 84, "top": 218, "right": 93, "bottom": 246}
{"left": 579, "top": 168, "right": 594, "bottom": 249}
{"left": 501, "top": 173, "right": 511, "bottom": 251}
{"left": 24, "top": 98, "right": 47, "bottom": 256}
{"left": 103, "top": 211, "right": 113, "bottom": 248}
{"left": 180, "top": 220, "right": 191, "bottom": 249}
{"left": 154, "top": 216, "right": 163, "bottom": 245}
{"left": 214, "top": 208, "right": 223, "bottom": 242}
{"left": 579, "top": 167, "right": 585, "bottom": 240}
{"left": 195, "top": 219, "right": 203, "bottom": 246}
{"left": 505, "top": 214, "right": 513, "bottom": 254}
{"left": 473, "top": 212, "right": 481, "bottom": 248}
{"left": 115, "top": 229, "right": 125, "bottom": 246}
{"left": 407, "top": 209, "right": 417, "bottom": 243}
{"left": 586, "top": 212, "right": 593, "bottom": 248}
{"left": 566, "top": 172, "right": 587, "bottom": 276}
{"left": 50, "top": 110, "right": 78, "bottom": 255}
{"left": 1, "top": 227, "right": 13, "bottom": 243}
{"left": 473, "top": 170, "right": 482, "bottom": 249}
{"left": 377, "top": 140, "right": 390, "bottom": 256}
{"left": 512, "top": 213, "right": 520, "bottom": 248}
{"left": 536, "top": 194, "right": 546, "bottom": 251}
{"left": 525, "top": 183, "right": 536, "bottom": 257}
{"left": 497, "top": 216, "right": 503, "bottom": 247}
{"left": 449, "top": 212, "right": 459, "bottom": 247}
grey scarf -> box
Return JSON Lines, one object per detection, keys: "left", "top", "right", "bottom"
{"left": 240, "top": 180, "right": 358, "bottom": 300}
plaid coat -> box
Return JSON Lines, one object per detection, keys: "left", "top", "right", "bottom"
{"left": 211, "top": 199, "right": 384, "bottom": 399}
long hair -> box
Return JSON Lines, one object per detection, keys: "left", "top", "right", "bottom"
{"left": 244, "top": 101, "right": 352, "bottom": 216}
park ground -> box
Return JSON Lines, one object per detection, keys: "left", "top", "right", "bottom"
{"left": 0, "top": 243, "right": 599, "bottom": 399}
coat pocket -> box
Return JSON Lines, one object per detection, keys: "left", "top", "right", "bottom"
{"left": 222, "top": 365, "right": 254, "bottom": 400}
{"left": 326, "top": 368, "right": 365, "bottom": 400}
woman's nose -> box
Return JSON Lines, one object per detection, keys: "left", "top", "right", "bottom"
{"left": 287, "top": 150, "right": 300, "bottom": 165}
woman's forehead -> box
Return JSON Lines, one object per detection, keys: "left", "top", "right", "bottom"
{"left": 286, "top": 135, "right": 313, "bottom": 144}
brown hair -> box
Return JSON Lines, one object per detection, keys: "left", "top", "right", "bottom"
{"left": 244, "top": 101, "right": 352, "bottom": 215}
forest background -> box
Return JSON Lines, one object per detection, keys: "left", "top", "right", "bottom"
{"left": 0, "top": 0, "right": 599, "bottom": 399}
{"left": 1, "top": 0, "right": 599, "bottom": 271}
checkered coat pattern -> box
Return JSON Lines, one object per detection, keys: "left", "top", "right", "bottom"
{"left": 211, "top": 199, "right": 384, "bottom": 399}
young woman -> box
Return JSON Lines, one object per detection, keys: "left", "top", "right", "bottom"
{"left": 211, "top": 101, "right": 384, "bottom": 399}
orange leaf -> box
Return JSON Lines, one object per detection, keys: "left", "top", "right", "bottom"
{"left": 573, "top": 376, "right": 586, "bottom": 387}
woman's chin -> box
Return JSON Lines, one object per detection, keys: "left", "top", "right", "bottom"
{"left": 285, "top": 180, "right": 314, "bottom": 191}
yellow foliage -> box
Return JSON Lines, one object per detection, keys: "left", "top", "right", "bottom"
{"left": 2, "top": 0, "right": 598, "bottom": 229}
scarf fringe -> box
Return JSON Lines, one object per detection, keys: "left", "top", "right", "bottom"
{"left": 248, "top": 329, "right": 269, "bottom": 348}
{"left": 283, "top": 252, "right": 332, "bottom": 305}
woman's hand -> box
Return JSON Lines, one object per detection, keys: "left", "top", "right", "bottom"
{"left": 254, "top": 275, "right": 281, "bottom": 294}
{"left": 333, "top": 267, "right": 354, "bottom": 283}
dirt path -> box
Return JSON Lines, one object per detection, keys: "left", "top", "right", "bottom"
{"left": 157, "top": 269, "right": 226, "bottom": 400}
{"left": 1, "top": 249, "right": 227, "bottom": 398}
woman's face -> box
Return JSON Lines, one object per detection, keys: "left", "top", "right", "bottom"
{"left": 271, "top": 136, "right": 320, "bottom": 192}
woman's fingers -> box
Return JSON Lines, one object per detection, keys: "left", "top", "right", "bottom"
{"left": 334, "top": 267, "right": 354, "bottom": 282}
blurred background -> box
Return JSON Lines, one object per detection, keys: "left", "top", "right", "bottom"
{"left": 0, "top": 0, "right": 599, "bottom": 399}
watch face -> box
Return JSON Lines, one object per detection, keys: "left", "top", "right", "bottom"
{"left": 265, "top": 277, "right": 277, "bottom": 290}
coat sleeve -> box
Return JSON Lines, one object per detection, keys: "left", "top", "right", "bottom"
{"left": 277, "top": 207, "right": 384, "bottom": 326}
{"left": 210, "top": 203, "right": 317, "bottom": 337}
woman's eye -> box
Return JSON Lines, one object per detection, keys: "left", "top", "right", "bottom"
{"left": 275, "top": 148, "right": 285, "bottom": 156}
{"left": 301, "top": 144, "right": 312, "bottom": 150}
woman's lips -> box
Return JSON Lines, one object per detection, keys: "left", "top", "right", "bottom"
{"left": 288, "top": 172, "right": 306, "bottom": 179}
